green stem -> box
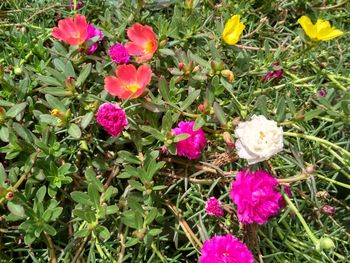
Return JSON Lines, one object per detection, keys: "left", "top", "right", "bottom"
{"left": 316, "top": 174, "right": 350, "bottom": 189}
{"left": 284, "top": 132, "right": 350, "bottom": 159}
{"left": 151, "top": 243, "right": 167, "bottom": 263}
{"left": 283, "top": 193, "right": 319, "bottom": 246}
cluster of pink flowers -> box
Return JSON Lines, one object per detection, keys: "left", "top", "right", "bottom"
{"left": 172, "top": 121, "right": 207, "bottom": 160}
{"left": 96, "top": 103, "right": 128, "bottom": 137}
{"left": 205, "top": 197, "right": 224, "bottom": 217}
{"left": 200, "top": 234, "right": 254, "bottom": 263}
{"left": 262, "top": 63, "right": 283, "bottom": 82}
{"left": 230, "top": 169, "right": 284, "bottom": 224}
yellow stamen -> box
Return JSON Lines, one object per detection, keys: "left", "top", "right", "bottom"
{"left": 126, "top": 83, "right": 140, "bottom": 93}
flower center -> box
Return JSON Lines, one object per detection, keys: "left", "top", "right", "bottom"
{"left": 144, "top": 40, "right": 154, "bottom": 54}
{"left": 259, "top": 131, "right": 265, "bottom": 140}
{"left": 126, "top": 83, "right": 140, "bottom": 93}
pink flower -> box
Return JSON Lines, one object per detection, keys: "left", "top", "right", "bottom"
{"left": 96, "top": 103, "right": 128, "bottom": 136}
{"left": 52, "top": 14, "right": 89, "bottom": 46}
{"left": 172, "top": 121, "right": 206, "bottom": 160}
{"left": 205, "top": 197, "right": 224, "bottom": 217}
{"left": 262, "top": 63, "right": 283, "bottom": 82}
{"left": 230, "top": 169, "right": 284, "bottom": 225}
{"left": 199, "top": 234, "right": 254, "bottom": 263}
{"left": 320, "top": 205, "right": 336, "bottom": 215}
{"left": 86, "top": 24, "right": 104, "bottom": 55}
{"left": 109, "top": 43, "right": 130, "bottom": 64}
{"left": 125, "top": 23, "right": 158, "bottom": 63}
{"left": 104, "top": 64, "right": 152, "bottom": 100}
{"left": 318, "top": 89, "right": 327, "bottom": 97}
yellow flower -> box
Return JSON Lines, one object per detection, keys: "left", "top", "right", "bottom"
{"left": 222, "top": 15, "right": 245, "bottom": 45}
{"left": 298, "top": 16, "right": 344, "bottom": 41}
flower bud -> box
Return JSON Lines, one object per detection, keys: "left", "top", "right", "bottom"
{"left": 318, "top": 237, "right": 335, "bottom": 250}
{"left": 14, "top": 66, "right": 22, "bottom": 75}
{"left": 304, "top": 165, "right": 315, "bottom": 174}
{"left": 198, "top": 104, "right": 205, "bottom": 113}
{"left": 178, "top": 62, "right": 185, "bottom": 71}
{"left": 64, "top": 76, "right": 76, "bottom": 92}
{"left": 5, "top": 191, "right": 14, "bottom": 201}
{"left": 221, "top": 69, "right": 234, "bottom": 82}
{"left": 320, "top": 205, "right": 335, "bottom": 215}
{"left": 0, "top": 107, "right": 5, "bottom": 123}
{"left": 223, "top": 132, "right": 235, "bottom": 147}
{"left": 159, "top": 39, "right": 168, "bottom": 48}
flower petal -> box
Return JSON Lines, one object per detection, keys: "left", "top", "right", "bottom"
{"left": 124, "top": 42, "right": 145, "bottom": 56}
{"left": 104, "top": 76, "right": 131, "bottom": 99}
{"left": 116, "top": 64, "right": 137, "bottom": 84}
{"left": 136, "top": 64, "right": 152, "bottom": 88}
{"left": 298, "top": 16, "right": 317, "bottom": 40}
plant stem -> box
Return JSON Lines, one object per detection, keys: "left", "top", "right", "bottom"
{"left": 283, "top": 194, "right": 319, "bottom": 246}
{"left": 284, "top": 132, "right": 350, "bottom": 159}
{"left": 44, "top": 232, "right": 58, "bottom": 263}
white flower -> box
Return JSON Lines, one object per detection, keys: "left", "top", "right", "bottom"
{"left": 234, "top": 115, "right": 283, "bottom": 164}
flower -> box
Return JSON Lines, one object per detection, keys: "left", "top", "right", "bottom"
{"left": 230, "top": 170, "right": 284, "bottom": 224}
{"left": 199, "top": 234, "right": 254, "bottom": 263}
{"left": 235, "top": 115, "right": 283, "bottom": 165}
{"left": 52, "top": 14, "right": 89, "bottom": 46}
{"left": 320, "top": 205, "right": 336, "bottom": 215}
{"left": 298, "top": 16, "right": 343, "bottom": 41}
{"left": 109, "top": 43, "right": 130, "bottom": 64}
{"left": 205, "top": 197, "right": 224, "bottom": 217}
{"left": 318, "top": 89, "right": 327, "bottom": 97}
{"left": 85, "top": 24, "right": 104, "bottom": 55}
{"left": 104, "top": 64, "right": 152, "bottom": 100}
{"left": 262, "top": 63, "right": 283, "bottom": 82}
{"left": 222, "top": 15, "right": 245, "bottom": 45}
{"left": 96, "top": 103, "right": 128, "bottom": 136}
{"left": 172, "top": 121, "right": 206, "bottom": 160}
{"left": 125, "top": 23, "right": 158, "bottom": 63}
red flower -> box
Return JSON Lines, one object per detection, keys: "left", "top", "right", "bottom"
{"left": 104, "top": 64, "right": 152, "bottom": 100}
{"left": 52, "top": 14, "right": 88, "bottom": 46}
{"left": 125, "top": 23, "right": 158, "bottom": 63}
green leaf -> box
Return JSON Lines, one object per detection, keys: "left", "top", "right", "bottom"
{"left": 71, "top": 191, "right": 93, "bottom": 206}
{"left": 45, "top": 94, "right": 66, "bottom": 112}
{"left": 37, "top": 75, "right": 62, "bottom": 86}
{"left": 193, "top": 116, "right": 205, "bottom": 131}
{"left": 7, "top": 201, "right": 25, "bottom": 217}
{"left": 64, "top": 61, "right": 76, "bottom": 78}
{"left": 85, "top": 168, "right": 104, "bottom": 192}
{"left": 162, "top": 111, "right": 173, "bottom": 132}
{"left": 88, "top": 183, "right": 100, "bottom": 209}
{"left": 180, "top": 89, "right": 201, "bottom": 111}
{"left": 255, "top": 95, "right": 268, "bottom": 116}
{"left": 159, "top": 48, "right": 175, "bottom": 56}
{"left": 158, "top": 76, "right": 170, "bottom": 101}
{"left": 76, "top": 63, "right": 92, "bottom": 86}
{"left": 0, "top": 163, "right": 6, "bottom": 188}
{"left": 173, "top": 133, "right": 190, "bottom": 142}
{"left": 81, "top": 112, "right": 94, "bottom": 129}
{"left": 213, "top": 102, "right": 227, "bottom": 125}
{"left": 145, "top": 208, "right": 158, "bottom": 225}
{"left": 128, "top": 180, "right": 145, "bottom": 191}
{"left": 12, "top": 123, "right": 33, "bottom": 143}
{"left": 148, "top": 228, "right": 162, "bottom": 236}
{"left": 276, "top": 97, "right": 286, "bottom": 122}
{"left": 125, "top": 238, "right": 139, "bottom": 247}
{"left": 118, "top": 151, "right": 141, "bottom": 165}
{"left": 68, "top": 124, "right": 82, "bottom": 139}
{"left": 36, "top": 186, "right": 46, "bottom": 203}
{"left": 97, "top": 226, "right": 110, "bottom": 240}
{"left": 140, "top": 125, "right": 165, "bottom": 141}
{"left": 304, "top": 109, "right": 324, "bottom": 122}
{"left": 6, "top": 102, "right": 27, "bottom": 118}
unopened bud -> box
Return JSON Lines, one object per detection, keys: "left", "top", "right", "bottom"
{"left": 221, "top": 69, "right": 234, "bottom": 83}
{"left": 159, "top": 39, "right": 168, "bottom": 48}
{"left": 14, "top": 66, "right": 22, "bottom": 75}
{"left": 178, "top": 62, "right": 185, "bottom": 71}
{"left": 0, "top": 107, "right": 5, "bottom": 123}
{"left": 294, "top": 109, "right": 304, "bottom": 120}
{"left": 304, "top": 165, "right": 315, "bottom": 174}
{"left": 319, "top": 237, "right": 335, "bottom": 250}
{"left": 223, "top": 132, "right": 235, "bottom": 147}
{"left": 64, "top": 77, "right": 76, "bottom": 92}
{"left": 198, "top": 104, "right": 205, "bottom": 113}
{"left": 5, "top": 191, "right": 14, "bottom": 201}
{"left": 320, "top": 205, "right": 335, "bottom": 215}
{"left": 192, "top": 65, "right": 200, "bottom": 73}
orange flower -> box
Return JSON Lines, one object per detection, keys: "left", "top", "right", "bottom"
{"left": 125, "top": 23, "right": 158, "bottom": 63}
{"left": 104, "top": 64, "right": 152, "bottom": 100}
{"left": 52, "top": 14, "right": 88, "bottom": 46}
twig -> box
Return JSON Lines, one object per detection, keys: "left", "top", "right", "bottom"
{"left": 164, "top": 198, "right": 202, "bottom": 249}
{"left": 44, "top": 232, "right": 58, "bottom": 263}
{"left": 71, "top": 235, "right": 90, "bottom": 263}
{"left": 25, "top": 4, "right": 63, "bottom": 23}
{"left": 117, "top": 232, "right": 126, "bottom": 263}
{"left": 242, "top": 16, "right": 268, "bottom": 39}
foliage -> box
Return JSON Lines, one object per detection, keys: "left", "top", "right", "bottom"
{"left": 0, "top": 0, "right": 349, "bottom": 262}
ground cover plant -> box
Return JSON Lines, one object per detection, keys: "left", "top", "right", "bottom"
{"left": 0, "top": 0, "right": 349, "bottom": 262}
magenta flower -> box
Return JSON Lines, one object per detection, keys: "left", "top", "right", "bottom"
{"left": 205, "top": 197, "right": 224, "bottom": 217}
{"left": 172, "top": 121, "right": 206, "bottom": 160}
{"left": 109, "top": 43, "right": 130, "bottom": 64}
{"left": 230, "top": 169, "right": 284, "bottom": 225}
{"left": 199, "top": 234, "right": 254, "bottom": 263}
{"left": 318, "top": 89, "right": 327, "bottom": 97}
{"left": 320, "top": 205, "right": 336, "bottom": 215}
{"left": 96, "top": 103, "right": 128, "bottom": 137}
{"left": 86, "top": 24, "right": 104, "bottom": 55}
{"left": 262, "top": 63, "right": 283, "bottom": 82}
